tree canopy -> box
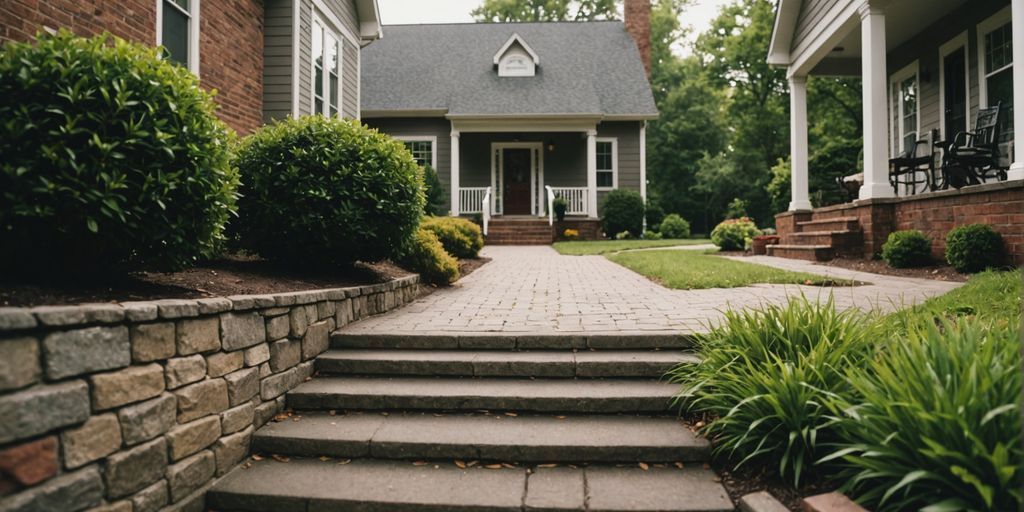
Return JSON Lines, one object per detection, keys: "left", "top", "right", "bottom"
{"left": 471, "top": 0, "right": 619, "bottom": 22}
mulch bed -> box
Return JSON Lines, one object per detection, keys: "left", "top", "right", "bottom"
{"left": 714, "top": 456, "right": 836, "bottom": 511}
{"left": 821, "top": 257, "right": 968, "bottom": 282}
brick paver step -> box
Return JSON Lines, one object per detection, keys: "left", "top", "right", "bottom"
{"left": 795, "top": 216, "right": 860, "bottom": 232}
{"left": 765, "top": 244, "right": 833, "bottom": 261}
{"left": 207, "top": 458, "right": 733, "bottom": 512}
{"left": 316, "top": 349, "right": 697, "bottom": 378}
{"left": 331, "top": 332, "right": 695, "bottom": 350}
{"left": 287, "top": 376, "right": 677, "bottom": 413}
{"left": 253, "top": 412, "right": 710, "bottom": 462}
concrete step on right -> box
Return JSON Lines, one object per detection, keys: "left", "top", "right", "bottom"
{"left": 330, "top": 332, "right": 696, "bottom": 350}
{"left": 207, "top": 458, "right": 733, "bottom": 512}
{"left": 316, "top": 349, "right": 698, "bottom": 378}
{"left": 287, "top": 376, "right": 677, "bottom": 413}
{"left": 253, "top": 411, "right": 710, "bottom": 462}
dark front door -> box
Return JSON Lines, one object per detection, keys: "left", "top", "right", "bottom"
{"left": 944, "top": 47, "right": 967, "bottom": 140}
{"left": 503, "top": 148, "right": 532, "bottom": 215}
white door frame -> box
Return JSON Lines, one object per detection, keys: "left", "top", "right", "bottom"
{"left": 490, "top": 142, "right": 544, "bottom": 216}
{"left": 939, "top": 31, "right": 971, "bottom": 140}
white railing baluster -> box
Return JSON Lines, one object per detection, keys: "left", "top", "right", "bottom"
{"left": 457, "top": 187, "right": 489, "bottom": 214}
{"left": 547, "top": 187, "right": 589, "bottom": 216}
{"left": 482, "top": 187, "right": 491, "bottom": 236}
{"left": 545, "top": 186, "right": 555, "bottom": 226}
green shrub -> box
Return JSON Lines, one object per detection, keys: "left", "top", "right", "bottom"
{"left": 421, "top": 216, "right": 484, "bottom": 259}
{"left": 402, "top": 228, "right": 459, "bottom": 285}
{"left": 726, "top": 198, "right": 748, "bottom": 219}
{"left": 422, "top": 165, "right": 447, "bottom": 216}
{"left": 601, "top": 189, "right": 644, "bottom": 238}
{"left": 233, "top": 116, "right": 424, "bottom": 266}
{"left": 659, "top": 214, "right": 691, "bottom": 239}
{"left": 945, "top": 224, "right": 1005, "bottom": 273}
{"left": 825, "top": 318, "right": 1022, "bottom": 511}
{"left": 0, "top": 31, "right": 238, "bottom": 273}
{"left": 645, "top": 200, "right": 665, "bottom": 231}
{"left": 669, "top": 297, "right": 876, "bottom": 486}
{"left": 552, "top": 197, "right": 569, "bottom": 221}
{"left": 641, "top": 230, "right": 662, "bottom": 240}
{"left": 615, "top": 230, "right": 633, "bottom": 240}
{"left": 881, "top": 230, "right": 932, "bottom": 268}
{"left": 710, "top": 217, "right": 761, "bottom": 251}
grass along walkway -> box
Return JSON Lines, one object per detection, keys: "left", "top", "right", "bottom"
{"left": 552, "top": 239, "right": 711, "bottom": 256}
{"left": 607, "top": 249, "right": 852, "bottom": 289}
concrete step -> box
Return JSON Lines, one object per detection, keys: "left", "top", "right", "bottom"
{"left": 316, "top": 349, "right": 697, "bottom": 378}
{"left": 253, "top": 412, "right": 710, "bottom": 462}
{"left": 287, "top": 377, "right": 677, "bottom": 413}
{"left": 331, "top": 332, "right": 695, "bottom": 350}
{"left": 779, "top": 230, "right": 860, "bottom": 246}
{"left": 207, "top": 458, "right": 733, "bottom": 512}
{"left": 766, "top": 244, "right": 833, "bottom": 261}
{"left": 796, "top": 216, "right": 859, "bottom": 232}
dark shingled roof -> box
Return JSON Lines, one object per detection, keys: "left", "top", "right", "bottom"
{"left": 360, "top": 21, "right": 658, "bottom": 118}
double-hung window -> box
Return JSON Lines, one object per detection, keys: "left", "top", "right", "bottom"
{"left": 889, "top": 62, "right": 919, "bottom": 157}
{"left": 979, "top": 8, "right": 1013, "bottom": 156}
{"left": 396, "top": 137, "right": 436, "bottom": 169}
{"left": 157, "top": 0, "right": 199, "bottom": 74}
{"left": 312, "top": 16, "right": 342, "bottom": 116}
{"left": 596, "top": 138, "right": 617, "bottom": 189}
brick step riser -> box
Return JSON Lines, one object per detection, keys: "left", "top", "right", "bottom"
{"left": 779, "top": 232, "right": 863, "bottom": 247}
{"left": 315, "top": 359, "right": 673, "bottom": 379}
{"left": 329, "top": 334, "right": 695, "bottom": 350}
{"left": 487, "top": 240, "right": 554, "bottom": 245}
{"left": 252, "top": 436, "right": 708, "bottom": 463}
{"left": 766, "top": 246, "right": 832, "bottom": 261}
{"left": 287, "top": 394, "right": 673, "bottom": 414}
{"left": 796, "top": 220, "right": 859, "bottom": 232}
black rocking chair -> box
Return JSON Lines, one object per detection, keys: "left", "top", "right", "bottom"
{"left": 936, "top": 103, "right": 1009, "bottom": 189}
{"left": 888, "top": 136, "right": 933, "bottom": 195}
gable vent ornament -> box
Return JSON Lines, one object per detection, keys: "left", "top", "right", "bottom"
{"left": 494, "top": 33, "right": 540, "bottom": 77}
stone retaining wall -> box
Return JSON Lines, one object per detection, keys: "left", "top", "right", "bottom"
{"left": 0, "top": 275, "right": 420, "bottom": 512}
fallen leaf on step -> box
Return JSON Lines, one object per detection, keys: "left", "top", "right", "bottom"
{"left": 702, "top": 463, "right": 711, "bottom": 470}
{"left": 337, "top": 459, "right": 352, "bottom": 465}
{"left": 381, "top": 412, "right": 389, "bottom": 416}
{"left": 538, "top": 464, "right": 558, "bottom": 468}
{"left": 504, "top": 412, "right": 518, "bottom": 417}
{"left": 328, "top": 410, "right": 337, "bottom": 416}
{"left": 251, "top": 454, "right": 264, "bottom": 461}
{"left": 466, "top": 461, "right": 479, "bottom": 467}
{"left": 454, "top": 460, "right": 467, "bottom": 469}
{"left": 674, "top": 462, "right": 685, "bottom": 469}
{"left": 412, "top": 461, "right": 428, "bottom": 466}
{"left": 555, "top": 416, "right": 566, "bottom": 420}
{"left": 271, "top": 454, "right": 290, "bottom": 463}
{"left": 485, "top": 464, "right": 503, "bottom": 469}
{"left": 319, "top": 456, "right": 331, "bottom": 462}
{"left": 638, "top": 462, "right": 649, "bottom": 471}
{"left": 501, "top": 463, "right": 516, "bottom": 469}
{"left": 713, "top": 476, "right": 721, "bottom": 482}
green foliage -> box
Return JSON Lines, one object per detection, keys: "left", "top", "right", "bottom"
{"left": 644, "top": 200, "right": 665, "bottom": 232}
{"left": 471, "top": 0, "right": 617, "bottom": 21}
{"left": 945, "top": 224, "right": 1006, "bottom": 273}
{"left": 233, "top": 115, "right": 424, "bottom": 266}
{"left": 641, "top": 230, "right": 663, "bottom": 240}
{"left": 421, "top": 216, "right": 484, "bottom": 259}
{"left": 659, "top": 214, "right": 691, "bottom": 239}
{"left": 710, "top": 217, "right": 760, "bottom": 251}
{"left": 0, "top": 31, "right": 238, "bottom": 273}
{"left": 422, "top": 165, "right": 447, "bottom": 216}
{"left": 825, "top": 319, "right": 1022, "bottom": 511}
{"left": 614, "top": 230, "right": 633, "bottom": 240}
{"left": 725, "top": 198, "right": 748, "bottom": 219}
{"left": 669, "top": 297, "right": 876, "bottom": 485}
{"left": 601, "top": 189, "right": 645, "bottom": 238}
{"left": 881, "top": 230, "right": 932, "bottom": 268}
{"left": 402, "top": 228, "right": 459, "bottom": 285}
{"left": 552, "top": 196, "right": 569, "bottom": 221}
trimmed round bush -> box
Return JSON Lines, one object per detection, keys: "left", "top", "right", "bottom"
{"left": 402, "top": 228, "right": 459, "bottom": 285}
{"left": 601, "top": 189, "right": 644, "bottom": 238}
{"left": 421, "top": 216, "right": 484, "bottom": 259}
{"left": 659, "top": 214, "right": 691, "bottom": 239}
{"left": 945, "top": 223, "right": 1005, "bottom": 273}
{"left": 881, "top": 230, "right": 932, "bottom": 268}
{"left": 0, "top": 31, "right": 238, "bottom": 273}
{"left": 711, "top": 217, "right": 761, "bottom": 251}
{"left": 233, "top": 116, "right": 424, "bottom": 266}
{"left": 641, "top": 230, "right": 662, "bottom": 240}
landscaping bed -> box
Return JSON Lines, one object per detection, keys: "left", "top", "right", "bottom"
{"left": 821, "top": 257, "right": 968, "bottom": 282}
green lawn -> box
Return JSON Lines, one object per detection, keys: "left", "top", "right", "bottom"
{"left": 607, "top": 249, "right": 852, "bottom": 289}
{"left": 552, "top": 239, "right": 711, "bottom": 256}
{"left": 894, "top": 269, "right": 1021, "bottom": 327}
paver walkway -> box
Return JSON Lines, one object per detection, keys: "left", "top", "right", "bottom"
{"left": 345, "top": 246, "right": 961, "bottom": 336}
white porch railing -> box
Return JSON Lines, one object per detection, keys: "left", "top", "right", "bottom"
{"left": 547, "top": 187, "right": 589, "bottom": 216}
{"left": 482, "top": 187, "right": 491, "bottom": 235}
{"left": 545, "top": 186, "right": 555, "bottom": 225}
{"left": 458, "top": 187, "right": 489, "bottom": 214}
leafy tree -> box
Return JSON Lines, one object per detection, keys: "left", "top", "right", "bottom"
{"left": 471, "top": 0, "right": 618, "bottom": 22}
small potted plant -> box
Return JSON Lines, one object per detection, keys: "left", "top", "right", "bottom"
{"left": 553, "top": 197, "right": 569, "bottom": 222}
{"left": 751, "top": 234, "right": 780, "bottom": 255}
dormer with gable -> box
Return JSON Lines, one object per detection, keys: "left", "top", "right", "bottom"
{"left": 493, "top": 33, "right": 540, "bottom": 77}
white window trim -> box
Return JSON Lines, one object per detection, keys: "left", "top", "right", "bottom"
{"left": 888, "top": 61, "right": 920, "bottom": 157}
{"left": 595, "top": 137, "right": 618, "bottom": 190}
{"left": 311, "top": 12, "right": 344, "bottom": 117}
{"left": 155, "top": 0, "right": 200, "bottom": 75}
{"left": 977, "top": 5, "right": 1012, "bottom": 109}
{"left": 394, "top": 136, "right": 438, "bottom": 170}
{"left": 939, "top": 31, "right": 971, "bottom": 139}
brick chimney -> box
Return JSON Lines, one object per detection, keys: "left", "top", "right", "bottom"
{"left": 624, "top": 0, "right": 651, "bottom": 77}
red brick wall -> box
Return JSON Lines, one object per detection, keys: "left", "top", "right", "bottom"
{"left": 624, "top": 0, "right": 651, "bottom": 78}
{"left": 0, "top": 0, "right": 264, "bottom": 135}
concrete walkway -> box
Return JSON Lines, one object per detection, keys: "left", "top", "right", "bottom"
{"left": 344, "top": 246, "right": 961, "bottom": 336}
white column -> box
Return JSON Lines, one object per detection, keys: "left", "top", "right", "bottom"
{"left": 586, "top": 129, "right": 598, "bottom": 218}
{"left": 450, "top": 130, "right": 460, "bottom": 216}
{"left": 1010, "top": 0, "right": 1024, "bottom": 180}
{"left": 788, "top": 76, "right": 813, "bottom": 210}
{"left": 639, "top": 122, "right": 648, "bottom": 202}
{"left": 858, "top": 4, "right": 895, "bottom": 200}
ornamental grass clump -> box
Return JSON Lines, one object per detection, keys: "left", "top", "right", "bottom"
{"left": 233, "top": 116, "right": 424, "bottom": 267}
{"left": 668, "top": 296, "right": 876, "bottom": 486}
{"left": 824, "top": 318, "right": 1022, "bottom": 511}
{"left": 0, "top": 31, "right": 239, "bottom": 274}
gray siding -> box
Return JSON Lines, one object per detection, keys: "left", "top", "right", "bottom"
{"left": 321, "top": 0, "right": 360, "bottom": 38}
{"left": 297, "top": 0, "right": 361, "bottom": 118}
{"left": 793, "top": 0, "right": 840, "bottom": 52}
{"left": 342, "top": 40, "right": 359, "bottom": 118}
{"left": 298, "top": 0, "right": 313, "bottom": 116}
{"left": 364, "top": 117, "right": 453, "bottom": 192}
{"left": 263, "top": 0, "right": 295, "bottom": 123}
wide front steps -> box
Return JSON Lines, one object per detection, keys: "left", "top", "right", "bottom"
{"left": 207, "top": 333, "right": 732, "bottom": 512}
{"left": 768, "top": 216, "right": 864, "bottom": 261}
{"left": 486, "top": 218, "right": 554, "bottom": 245}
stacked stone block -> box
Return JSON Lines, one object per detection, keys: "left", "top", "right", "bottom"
{"left": 0, "top": 276, "right": 420, "bottom": 511}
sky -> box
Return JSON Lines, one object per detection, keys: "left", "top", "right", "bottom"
{"left": 376, "top": 0, "right": 733, "bottom": 54}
